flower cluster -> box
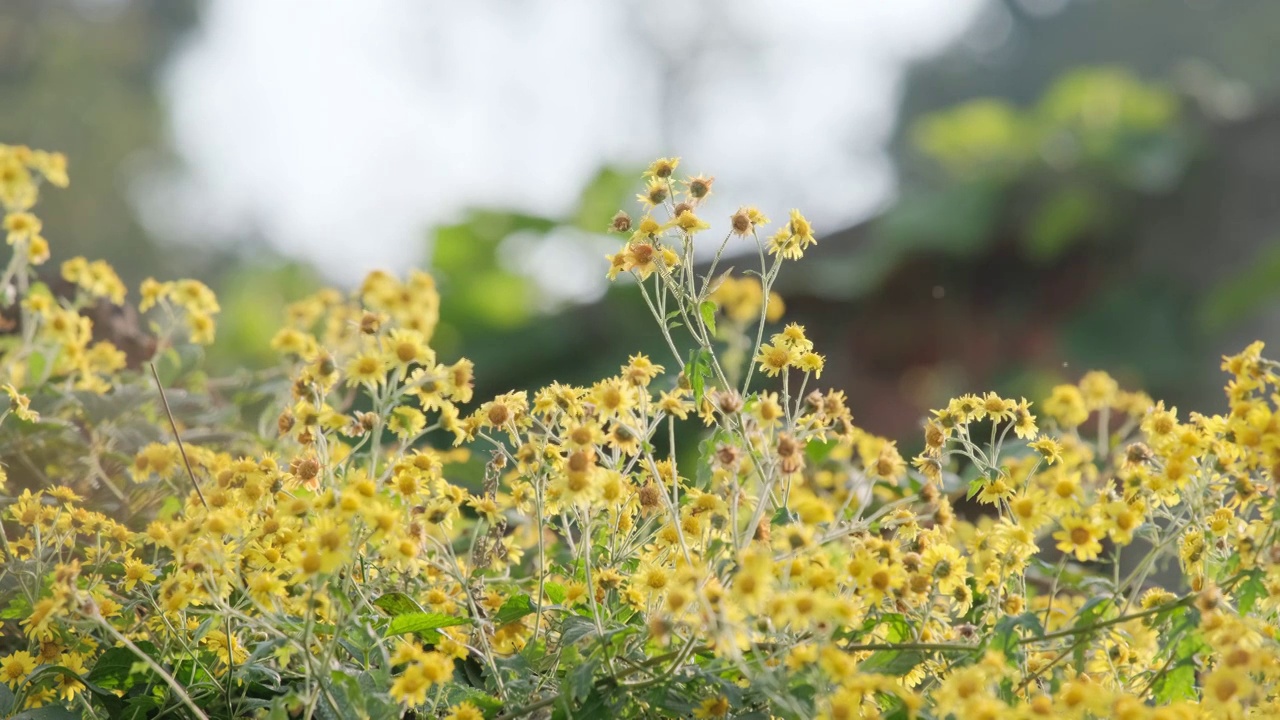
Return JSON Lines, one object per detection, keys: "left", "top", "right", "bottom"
{"left": 0, "top": 148, "right": 1278, "bottom": 720}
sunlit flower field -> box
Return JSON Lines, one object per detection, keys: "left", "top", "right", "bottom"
{"left": 2, "top": 145, "right": 1278, "bottom": 719}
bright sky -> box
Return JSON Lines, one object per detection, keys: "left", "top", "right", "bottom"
{"left": 146, "top": 0, "right": 986, "bottom": 296}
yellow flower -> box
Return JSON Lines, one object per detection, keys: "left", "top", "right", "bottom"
{"left": 202, "top": 630, "right": 249, "bottom": 666}
{"left": 4, "top": 211, "right": 41, "bottom": 245}
{"left": 1078, "top": 370, "right": 1118, "bottom": 410}
{"left": 138, "top": 278, "right": 170, "bottom": 312}
{"left": 693, "top": 696, "right": 731, "bottom": 718}
{"left": 767, "top": 224, "right": 808, "bottom": 260}
{"left": 921, "top": 543, "right": 970, "bottom": 595}
{"left": 755, "top": 341, "right": 796, "bottom": 377}
{"left": 1028, "top": 437, "right": 1061, "bottom": 464}
{"left": 0, "top": 650, "right": 37, "bottom": 688}
{"left": 1043, "top": 384, "right": 1089, "bottom": 428}
{"left": 345, "top": 350, "right": 388, "bottom": 387}
{"left": 1140, "top": 400, "right": 1178, "bottom": 441}
{"left": 683, "top": 174, "right": 714, "bottom": 201}
{"left": 3, "top": 384, "right": 39, "bottom": 423}
{"left": 1007, "top": 488, "right": 1050, "bottom": 530}
{"left": 52, "top": 653, "right": 87, "bottom": 701}
{"left": 187, "top": 311, "right": 216, "bottom": 345}
{"left": 1203, "top": 665, "right": 1253, "bottom": 708}
{"left": 1054, "top": 514, "right": 1103, "bottom": 561}
{"left": 389, "top": 406, "right": 427, "bottom": 439}
{"left": 1103, "top": 500, "right": 1144, "bottom": 545}
{"left": 445, "top": 701, "right": 485, "bottom": 720}
{"left": 643, "top": 157, "right": 680, "bottom": 180}
{"left": 621, "top": 353, "right": 664, "bottom": 387}
{"left": 668, "top": 209, "right": 710, "bottom": 234}
{"left": 981, "top": 392, "right": 1015, "bottom": 422}
{"left": 390, "top": 663, "right": 431, "bottom": 707}
{"left": 729, "top": 205, "right": 769, "bottom": 236}
{"left": 788, "top": 209, "right": 815, "bottom": 248}
{"left": 122, "top": 557, "right": 157, "bottom": 591}
{"left": 657, "top": 389, "right": 692, "bottom": 420}
{"left": 384, "top": 328, "right": 433, "bottom": 369}
{"left": 636, "top": 179, "right": 669, "bottom": 208}
{"left": 1011, "top": 397, "right": 1037, "bottom": 438}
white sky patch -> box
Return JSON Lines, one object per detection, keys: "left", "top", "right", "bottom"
{"left": 147, "top": 0, "right": 986, "bottom": 294}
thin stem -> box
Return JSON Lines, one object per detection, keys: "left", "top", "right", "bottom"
{"left": 149, "top": 362, "right": 209, "bottom": 510}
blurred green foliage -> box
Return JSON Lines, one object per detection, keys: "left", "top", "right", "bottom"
{"left": 0, "top": 1, "right": 200, "bottom": 285}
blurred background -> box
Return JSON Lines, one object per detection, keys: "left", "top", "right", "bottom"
{"left": 4, "top": 0, "right": 1280, "bottom": 442}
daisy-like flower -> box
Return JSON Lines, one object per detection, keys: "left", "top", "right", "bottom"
{"left": 1053, "top": 514, "right": 1104, "bottom": 562}
{"left": 755, "top": 341, "right": 797, "bottom": 377}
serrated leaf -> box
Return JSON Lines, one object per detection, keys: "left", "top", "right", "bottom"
{"left": 384, "top": 611, "right": 470, "bottom": 638}
{"left": 991, "top": 612, "right": 1043, "bottom": 660}
{"left": 966, "top": 477, "right": 985, "bottom": 500}
{"left": 558, "top": 615, "right": 597, "bottom": 647}
{"left": 543, "top": 582, "right": 567, "bottom": 605}
{"left": 0, "top": 596, "right": 31, "bottom": 620}
{"left": 443, "top": 683, "right": 503, "bottom": 714}
{"left": 1153, "top": 662, "right": 1197, "bottom": 703}
{"left": 879, "top": 614, "right": 912, "bottom": 643}
{"left": 858, "top": 649, "right": 925, "bottom": 676}
{"left": 698, "top": 300, "right": 718, "bottom": 336}
{"left": 805, "top": 438, "right": 839, "bottom": 464}
{"left": 119, "top": 695, "right": 163, "bottom": 720}
{"left": 705, "top": 267, "right": 734, "bottom": 297}
{"left": 87, "top": 644, "right": 159, "bottom": 691}
{"left": 1070, "top": 595, "right": 1115, "bottom": 667}
{"left": 373, "top": 592, "right": 423, "bottom": 617}
{"left": 1236, "top": 569, "right": 1266, "bottom": 614}
{"left": 494, "top": 594, "right": 535, "bottom": 625}
{"left": 566, "top": 658, "right": 599, "bottom": 703}
{"left": 683, "top": 348, "right": 713, "bottom": 404}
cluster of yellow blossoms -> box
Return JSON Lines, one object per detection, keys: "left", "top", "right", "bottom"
{"left": 0, "top": 150, "right": 1278, "bottom": 720}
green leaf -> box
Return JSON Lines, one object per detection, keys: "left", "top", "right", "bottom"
{"left": 698, "top": 300, "right": 718, "bottom": 336}
{"left": 22, "top": 665, "right": 116, "bottom": 700}
{"left": 858, "top": 649, "right": 925, "bottom": 676}
{"left": 119, "top": 695, "right": 163, "bottom": 720}
{"left": 565, "top": 658, "right": 599, "bottom": 704}
{"left": 443, "top": 683, "right": 503, "bottom": 715}
{"left": 1153, "top": 663, "right": 1197, "bottom": 703}
{"left": 1024, "top": 186, "right": 1105, "bottom": 262}
{"left": 543, "top": 582, "right": 567, "bottom": 605}
{"left": 683, "top": 348, "right": 713, "bottom": 404}
{"left": 24, "top": 351, "right": 49, "bottom": 385}
{"left": 1198, "top": 241, "right": 1280, "bottom": 331}
{"left": 1152, "top": 621, "right": 1208, "bottom": 703}
{"left": 9, "top": 707, "right": 80, "bottom": 720}
{"left": 0, "top": 596, "right": 32, "bottom": 620}
{"left": 966, "top": 477, "right": 985, "bottom": 500}
{"left": 559, "top": 615, "right": 597, "bottom": 647}
{"left": 493, "top": 594, "right": 535, "bottom": 626}
{"left": 1236, "top": 569, "right": 1266, "bottom": 614}
{"left": 804, "top": 438, "right": 839, "bottom": 464}
{"left": 87, "top": 644, "right": 158, "bottom": 691}
{"left": 572, "top": 166, "right": 636, "bottom": 233}
{"left": 991, "top": 612, "right": 1044, "bottom": 661}
{"left": 1070, "top": 596, "right": 1115, "bottom": 667}
{"left": 373, "top": 592, "right": 424, "bottom": 617}
{"left": 385, "top": 612, "right": 470, "bottom": 639}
